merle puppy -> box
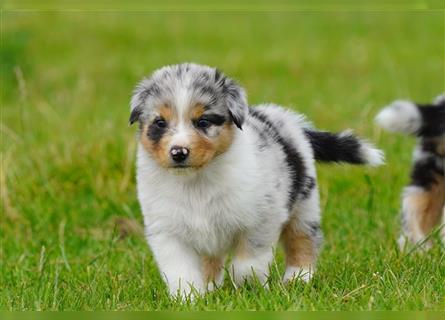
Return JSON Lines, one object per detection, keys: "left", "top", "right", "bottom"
{"left": 130, "top": 63, "right": 384, "bottom": 298}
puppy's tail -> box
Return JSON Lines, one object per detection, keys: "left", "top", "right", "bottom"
{"left": 304, "top": 129, "right": 385, "bottom": 166}
{"left": 375, "top": 93, "right": 445, "bottom": 137}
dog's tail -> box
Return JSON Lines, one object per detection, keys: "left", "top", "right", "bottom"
{"left": 375, "top": 93, "right": 445, "bottom": 137}
{"left": 304, "top": 129, "right": 385, "bottom": 166}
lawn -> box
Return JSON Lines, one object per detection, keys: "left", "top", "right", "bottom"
{"left": 1, "top": 4, "right": 444, "bottom": 310}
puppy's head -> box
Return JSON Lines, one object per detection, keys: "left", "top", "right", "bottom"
{"left": 130, "top": 63, "right": 248, "bottom": 172}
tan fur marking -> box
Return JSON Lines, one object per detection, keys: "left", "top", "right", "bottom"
{"left": 202, "top": 257, "right": 223, "bottom": 283}
{"left": 140, "top": 123, "right": 172, "bottom": 167}
{"left": 190, "top": 103, "right": 206, "bottom": 120}
{"left": 405, "top": 174, "right": 445, "bottom": 236}
{"left": 159, "top": 104, "right": 174, "bottom": 122}
{"left": 188, "top": 133, "right": 215, "bottom": 168}
{"left": 214, "top": 123, "right": 235, "bottom": 156}
{"left": 188, "top": 122, "right": 234, "bottom": 168}
{"left": 281, "top": 222, "right": 316, "bottom": 268}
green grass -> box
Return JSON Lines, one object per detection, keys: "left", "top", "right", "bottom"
{"left": 1, "top": 8, "right": 444, "bottom": 310}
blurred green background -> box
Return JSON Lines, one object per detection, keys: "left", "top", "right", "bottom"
{"left": 1, "top": 3, "right": 444, "bottom": 310}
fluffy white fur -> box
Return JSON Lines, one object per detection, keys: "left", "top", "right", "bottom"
{"left": 375, "top": 100, "right": 422, "bottom": 134}
{"left": 137, "top": 109, "right": 314, "bottom": 296}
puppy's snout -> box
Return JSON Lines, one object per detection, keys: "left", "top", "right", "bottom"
{"left": 170, "top": 146, "right": 190, "bottom": 163}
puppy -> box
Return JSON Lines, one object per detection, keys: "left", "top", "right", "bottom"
{"left": 130, "top": 63, "right": 384, "bottom": 298}
{"left": 376, "top": 94, "right": 445, "bottom": 249}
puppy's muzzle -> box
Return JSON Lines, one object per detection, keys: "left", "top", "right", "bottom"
{"left": 170, "top": 145, "right": 190, "bottom": 164}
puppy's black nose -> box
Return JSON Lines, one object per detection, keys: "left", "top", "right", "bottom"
{"left": 170, "top": 146, "right": 189, "bottom": 163}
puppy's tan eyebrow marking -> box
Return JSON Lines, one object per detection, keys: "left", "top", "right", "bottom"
{"left": 190, "top": 103, "right": 206, "bottom": 120}
{"left": 158, "top": 104, "right": 174, "bottom": 121}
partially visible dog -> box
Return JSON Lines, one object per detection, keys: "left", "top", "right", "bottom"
{"left": 130, "top": 63, "right": 384, "bottom": 298}
{"left": 376, "top": 94, "right": 445, "bottom": 249}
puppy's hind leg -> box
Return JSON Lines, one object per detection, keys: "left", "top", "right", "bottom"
{"left": 282, "top": 190, "right": 322, "bottom": 283}
{"left": 230, "top": 229, "right": 281, "bottom": 287}
{"left": 400, "top": 175, "right": 445, "bottom": 250}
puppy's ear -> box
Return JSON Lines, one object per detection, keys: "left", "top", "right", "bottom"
{"left": 224, "top": 79, "right": 248, "bottom": 130}
{"left": 129, "top": 107, "right": 142, "bottom": 125}
{"left": 129, "top": 78, "right": 155, "bottom": 125}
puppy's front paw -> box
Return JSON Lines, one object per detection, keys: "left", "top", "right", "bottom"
{"left": 169, "top": 281, "right": 204, "bottom": 302}
{"left": 206, "top": 275, "right": 224, "bottom": 292}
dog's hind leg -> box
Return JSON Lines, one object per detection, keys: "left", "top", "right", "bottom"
{"left": 282, "top": 189, "right": 323, "bottom": 283}
{"left": 230, "top": 227, "right": 282, "bottom": 287}
{"left": 399, "top": 175, "right": 445, "bottom": 249}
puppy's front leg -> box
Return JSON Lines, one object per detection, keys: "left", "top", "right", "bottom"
{"left": 148, "top": 234, "right": 204, "bottom": 298}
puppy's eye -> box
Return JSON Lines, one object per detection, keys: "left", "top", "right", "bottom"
{"left": 196, "top": 118, "right": 211, "bottom": 129}
{"left": 154, "top": 118, "right": 167, "bottom": 128}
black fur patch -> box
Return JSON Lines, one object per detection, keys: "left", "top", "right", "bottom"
{"left": 417, "top": 104, "right": 445, "bottom": 137}
{"left": 304, "top": 130, "right": 364, "bottom": 164}
{"left": 249, "top": 108, "right": 307, "bottom": 209}
{"left": 129, "top": 108, "right": 142, "bottom": 125}
{"left": 192, "top": 114, "right": 226, "bottom": 135}
{"left": 201, "top": 114, "right": 226, "bottom": 126}
{"left": 147, "top": 121, "right": 167, "bottom": 144}
{"left": 409, "top": 157, "right": 444, "bottom": 189}
{"left": 228, "top": 110, "right": 243, "bottom": 130}
{"left": 421, "top": 137, "right": 445, "bottom": 156}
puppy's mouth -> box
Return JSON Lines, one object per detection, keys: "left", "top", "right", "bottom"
{"left": 168, "top": 163, "right": 192, "bottom": 169}
{"left": 166, "top": 165, "right": 199, "bottom": 176}
{"left": 167, "top": 160, "right": 205, "bottom": 170}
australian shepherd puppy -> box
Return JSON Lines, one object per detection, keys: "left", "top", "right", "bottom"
{"left": 376, "top": 94, "right": 445, "bottom": 249}
{"left": 130, "top": 63, "right": 384, "bottom": 298}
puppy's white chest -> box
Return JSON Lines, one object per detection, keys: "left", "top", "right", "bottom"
{"left": 177, "top": 197, "right": 242, "bottom": 254}
{"left": 140, "top": 174, "right": 258, "bottom": 255}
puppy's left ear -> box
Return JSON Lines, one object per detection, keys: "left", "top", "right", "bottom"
{"left": 224, "top": 79, "right": 248, "bottom": 130}
{"left": 129, "top": 78, "right": 152, "bottom": 125}
{"left": 129, "top": 107, "right": 142, "bottom": 125}
{"left": 129, "top": 88, "right": 143, "bottom": 125}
